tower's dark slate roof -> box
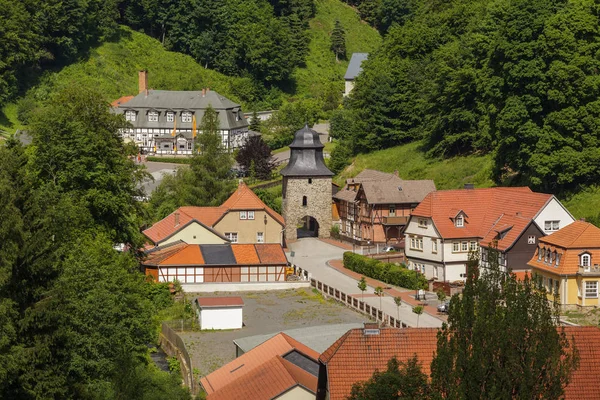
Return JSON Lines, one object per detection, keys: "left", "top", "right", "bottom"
{"left": 280, "top": 125, "right": 333, "bottom": 177}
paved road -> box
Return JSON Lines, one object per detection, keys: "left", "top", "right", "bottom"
{"left": 139, "top": 161, "right": 184, "bottom": 196}
{"left": 286, "top": 238, "right": 443, "bottom": 328}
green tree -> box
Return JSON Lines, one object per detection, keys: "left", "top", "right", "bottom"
{"left": 348, "top": 356, "right": 431, "bottom": 400}
{"left": 430, "top": 250, "right": 579, "bottom": 399}
{"left": 374, "top": 286, "right": 384, "bottom": 311}
{"left": 411, "top": 305, "right": 423, "bottom": 328}
{"left": 358, "top": 276, "right": 368, "bottom": 301}
{"left": 249, "top": 110, "right": 262, "bottom": 131}
{"left": 330, "top": 20, "right": 346, "bottom": 62}
{"left": 394, "top": 296, "right": 402, "bottom": 322}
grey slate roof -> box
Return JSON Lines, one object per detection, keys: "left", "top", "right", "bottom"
{"left": 280, "top": 125, "right": 333, "bottom": 177}
{"left": 233, "top": 323, "right": 363, "bottom": 354}
{"left": 200, "top": 244, "right": 237, "bottom": 265}
{"left": 113, "top": 89, "right": 248, "bottom": 132}
{"left": 344, "top": 53, "right": 369, "bottom": 80}
{"left": 336, "top": 169, "right": 436, "bottom": 205}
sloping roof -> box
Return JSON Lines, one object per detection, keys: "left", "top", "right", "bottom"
{"left": 142, "top": 182, "right": 284, "bottom": 244}
{"left": 206, "top": 356, "right": 316, "bottom": 400}
{"left": 320, "top": 326, "right": 600, "bottom": 400}
{"left": 344, "top": 53, "right": 369, "bottom": 80}
{"left": 196, "top": 297, "right": 244, "bottom": 308}
{"left": 412, "top": 187, "right": 552, "bottom": 243}
{"left": 234, "top": 323, "right": 364, "bottom": 354}
{"left": 528, "top": 221, "right": 600, "bottom": 275}
{"left": 479, "top": 214, "right": 534, "bottom": 251}
{"left": 280, "top": 125, "right": 334, "bottom": 177}
{"left": 201, "top": 332, "right": 319, "bottom": 396}
{"left": 319, "top": 328, "right": 439, "bottom": 400}
{"left": 143, "top": 243, "right": 287, "bottom": 266}
{"left": 111, "top": 95, "right": 134, "bottom": 107}
{"left": 334, "top": 169, "right": 435, "bottom": 205}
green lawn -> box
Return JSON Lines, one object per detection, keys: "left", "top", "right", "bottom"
{"left": 292, "top": 0, "right": 382, "bottom": 99}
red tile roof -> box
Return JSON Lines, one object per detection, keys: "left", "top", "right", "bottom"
{"left": 111, "top": 95, "right": 134, "bottom": 107}
{"left": 413, "top": 187, "right": 552, "bottom": 250}
{"left": 142, "top": 182, "right": 284, "bottom": 244}
{"left": 143, "top": 244, "right": 287, "bottom": 267}
{"left": 528, "top": 221, "right": 600, "bottom": 275}
{"left": 320, "top": 326, "right": 600, "bottom": 400}
{"left": 196, "top": 297, "right": 244, "bottom": 307}
{"left": 201, "top": 332, "right": 319, "bottom": 396}
{"left": 206, "top": 356, "right": 316, "bottom": 400}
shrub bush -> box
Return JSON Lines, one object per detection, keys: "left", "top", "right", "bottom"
{"left": 146, "top": 156, "right": 192, "bottom": 164}
{"left": 343, "top": 252, "right": 427, "bottom": 290}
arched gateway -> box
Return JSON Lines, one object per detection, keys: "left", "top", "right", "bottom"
{"left": 280, "top": 125, "right": 334, "bottom": 241}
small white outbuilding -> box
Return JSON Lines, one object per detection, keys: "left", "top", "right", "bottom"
{"left": 195, "top": 296, "right": 244, "bottom": 330}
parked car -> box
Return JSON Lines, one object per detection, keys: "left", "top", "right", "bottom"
{"left": 383, "top": 246, "right": 396, "bottom": 253}
{"left": 437, "top": 301, "right": 451, "bottom": 314}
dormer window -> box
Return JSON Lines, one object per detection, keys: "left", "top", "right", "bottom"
{"left": 181, "top": 111, "right": 192, "bottom": 123}
{"left": 418, "top": 218, "right": 427, "bottom": 228}
{"left": 166, "top": 112, "right": 175, "bottom": 122}
{"left": 581, "top": 253, "right": 591, "bottom": 268}
{"left": 148, "top": 111, "right": 159, "bottom": 122}
{"left": 455, "top": 215, "right": 464, "bottom": 227}
{"left": 125, "top": 110, "right": 136, "bottom": 122}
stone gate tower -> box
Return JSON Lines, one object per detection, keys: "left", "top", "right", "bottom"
{"left": 281, "top": 125, "right": 334, "bottom": 241}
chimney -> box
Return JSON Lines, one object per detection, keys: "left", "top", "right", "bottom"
{"left": 464, "top": 183, "right": 475, "bottom": 189}
{"left": 363, "top": 322, "right": 380, "bottom": 336}
{"left": 202, "top": 88, "right": 206, "bottom": 97}
{"left": 174, "top": 211, "right": 180, "bottom": 227}
{"left": 138, "top": 70, "right": 148, "bottom": 94}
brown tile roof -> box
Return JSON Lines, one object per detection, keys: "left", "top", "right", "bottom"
{"left": 320, "top": 326, "right": 600, "bottom": 400}
{"left": 201, "top": 332, "right": 319, "bottom": 396}
{"left": 255, "top": 243, "right": 288, "bottom": 264}
{"left": 143, "top": 244, "right": 287, "bottom": 267}
{"left": 528, "top": 221, "right": 600, "bottom": 275}
{"left": 206, "top": 356, "right": 316, "bottom": 400}
{"left": 231, "top": 244, "right": 261, "bottom": 264}
{"left": 111, "top": 95, "right": 134, "bottom": 107}
{"left": 142, "top": 182, "right": 284, "bottom": 244}
{"left": 337, "top": 169, "right": 435, "bottom": 205}
{"left": 320, "top": 328, "right": 438, "bottom": 400}
{"left": 413, "top": 187, "right": 552, "bottom": 245}
{"left": 196, "top": 296, "right": 244, "bottom": 307}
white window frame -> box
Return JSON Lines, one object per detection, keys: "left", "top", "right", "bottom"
{"left": 240, "top": 211, "right": 247, "bottom": 220}
{"left": 453, "top": 242, "right": 460, "bottom": 253}
{"left": 433, "top": 266, "right": 438, "bottom": 279}
{"left": 545, "top": 220, "right": 560, "bottom": 231}
{"left": 181, "top": 111, "right": 192, "bottom": 123}
{"left": 581, "top": 254, "right": 591, "bottom": 268}
{"left": 125, "top": 110, "right": 136, "bottom": 121}
{"left": 148, "top": 111, "right": 159, "bottom": 122}
{"left": 409, "top": 236, "right": 423, "bottom": 251}
{"left": 389, "top": 206, "right": 396, "bottom": 216}
{"left": 225, "top": 232, "right": 238, "bottom": 243}
{"left": 528, "top": 235, "right": 536, "bottom": 245}
{"left": 455, "top": 215, "right": 464, "bottom": 227}
{"left": 469, "top": 241, "right": 477, "bottom": 251}
{"left": 585, "top": 281, "right": 598, "bottom": 298}
{"left": 248, "top": 211, "right": 255, "bottom": 220}
{"left": 461, "top": 241, "right": 468, "bottom": 252}
{"left": 432, "top": 240, "right": 438, "bottom": 253}
{"left": 256, "top": 232, "right": 264, "bottom": 243}
{"left": 166, "top": 112, "right": 174, "bottom": 122}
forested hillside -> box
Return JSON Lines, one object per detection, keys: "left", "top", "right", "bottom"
{"left": 331, "top": 0, "right": 600, "bottom": 196}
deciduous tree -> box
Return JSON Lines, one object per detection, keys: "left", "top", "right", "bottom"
{"left": 236, "top": 136, "right": 275, "bottom": 181}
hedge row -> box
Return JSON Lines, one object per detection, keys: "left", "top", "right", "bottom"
{"left": 146, "top": 156, "right": 192, "bottom": 164}
{"left": 343, "top": 252, "right": 428, "bottom": 290}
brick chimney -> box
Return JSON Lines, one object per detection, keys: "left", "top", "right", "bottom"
{"left": 174, "top": 211, "right": 180, "bottom": 227}
{"left": 138, "top": 70, "right": 148, "bottom": 94}
{"left": 202, "top": 88, "right": 206, "bottom": 97}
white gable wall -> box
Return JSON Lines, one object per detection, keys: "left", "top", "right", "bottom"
{"left": 161, "top": 222, "right": 228, "bottom": 246}
{"left": 275, "top": 386, "right": 315, "bottom": 400}
{"left": 198, "top": 306, "right": 243, "bottom": 330}
{"left": 404, "top": 217, "right": 442, "bottom": 263}
{"left": 533, "top": 197, "right": 575, "bottom": 235}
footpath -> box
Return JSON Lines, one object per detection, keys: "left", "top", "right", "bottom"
{"left": 327, "top": 258, "right": 447, "bottom": 322}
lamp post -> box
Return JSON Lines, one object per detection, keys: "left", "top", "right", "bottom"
{"left": 264, "top": 214, "right": 268, "bottom": 243}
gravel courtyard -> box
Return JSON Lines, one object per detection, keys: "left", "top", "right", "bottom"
{"left": 178, "top": 288, "right": 368, "bottom": 377}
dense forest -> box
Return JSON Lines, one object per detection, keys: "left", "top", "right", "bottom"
{"left": 331, "top": 0, "right": 600, "bottom": 195}
{"left": 0, "top": 0, "right": 315, "bottom": 109}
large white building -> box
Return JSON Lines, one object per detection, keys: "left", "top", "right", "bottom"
{"left": 111, "top": 70, "right": 249, "bottom": 154}
{"left": 404, "top": 186, "right": 575, "bottom": 282}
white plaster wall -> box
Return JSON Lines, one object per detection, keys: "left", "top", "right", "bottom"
{"left": 404, "top": 218, "right": 443, "bottom": 262}
{"left": 534, "top": 197, "right": 575, "bottom": 234}
{"left": 344, "top": 80, "right": 354, "bottom": 96}
{"left": 200, "top": 307, "right": 243, "bottom": 330}
{"left": 443, "top": 241, "right": 473, "bottom": 263}
{"left": 183, "top": 281, "right": 310, "bottom": 292}
{"left": 445, "top": 263, "right": 467, "bottom": 282}
{"left": 275, "top": 386, "right": 315, "bottom": 400}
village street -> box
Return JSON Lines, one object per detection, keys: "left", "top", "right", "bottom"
{"left": 286, "top": 238, "right": 443, "bottom": 328}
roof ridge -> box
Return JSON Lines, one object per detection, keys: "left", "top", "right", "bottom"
{"left": 319, "top": 328, "right": 355, "bottom": 364}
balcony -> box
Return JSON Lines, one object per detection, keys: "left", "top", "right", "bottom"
{"left": 383, "top": 216, "right": 409, "bottom": 225}
{"left": 578, "top": 265, "right": 600, "bottom": 275}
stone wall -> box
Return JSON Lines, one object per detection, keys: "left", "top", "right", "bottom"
{"left": 283, "top": 177, "right": 332, "bottom": 241}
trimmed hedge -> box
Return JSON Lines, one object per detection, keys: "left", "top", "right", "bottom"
{"left": 343, "top": 252, "right": 428, "bottom": 290}
{"left": 146, "top": 156, "right": 192, "bottom": 164}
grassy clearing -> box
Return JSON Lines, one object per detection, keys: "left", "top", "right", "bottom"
{"left": 293, "top": 0, "right": 382, "bottom": 99}
{"left": 562, "top": 307, "right": 600, "bottom": 326}
{"left": 0, "top": 103, "right": 23, "bottom": 136}
{"left": 562, "top": 186, "right": 600, "bottom": 226}
{"left": 337, "top": 141, "right": 495, "bottom": 190}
